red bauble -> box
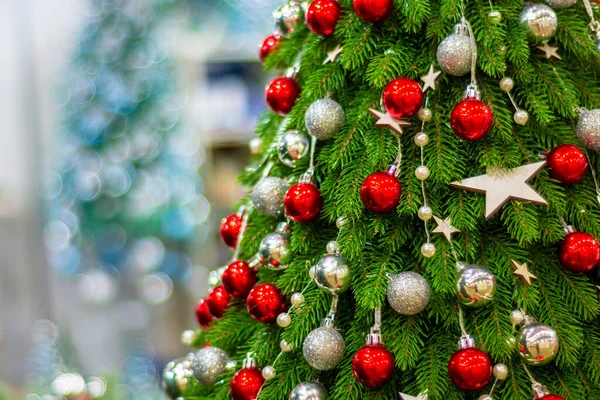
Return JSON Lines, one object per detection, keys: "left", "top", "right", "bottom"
{"left": 382, "top": 77, "right": 424, "bottom": 119}
{"left": 284, "top": 182, "right": 323, "bottom": 223}
{"left": 539, "top": 396, "right": 565, "bottom": 400}
{"left": 306, "top": 0, "right": 342, "bottom": 36}
{"left": 558, "top": 231, "right": 600, "bottom": 274}
{"left": 266, "top": 77, "right": 301, "bottom": 116}
{"left": 450, "top": 98, "right": 493, "bottom": 141}
{"left": 547, "top": 144, "right": 588, "bottom": 185}
{"left": 246, "top": 283, "right": 286, "bottom": 323}
{"left": 353, "top": 0, "right": 393, "bottom": 23}
{"left": 195, "top": 299, "right": 213, "bottom": 329}
{"left": 448, "top": 348, "right": 492, "bottom": 391}
{"left": 220, "top": 213, "right": 242, "bottom": 248}
{"left": 206, "top": 285, "right": 232, "bottom": 318}
{"left": 259, "top": 34, "right": 280, "bottom": 63}
{"left": 222, "top": 260, "right": 258, "bottom": 299}
{"left": 352, "top": 344, "right": 395, "bottom": 389}
{"left": 230, "top": 367, "right": 265, "bottom": 400}
{"left": 360, "top": 171, "right": 402, "bottom": 213}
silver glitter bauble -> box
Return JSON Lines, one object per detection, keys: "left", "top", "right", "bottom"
{"left": 311, "top": 254, "right": 351, "bottom": 293}
{"left": 274, "top": 1, "right": 302, "bottom": 37}
{"left": 305, "top": 99, "right": 345, "bottom": 140}
{"left": 456, "top": 265, "right": 496, "bottom": 307}
{"left": 289, "top": 381, "right": 329, "bottom": 400}
{"left": 277, "top": 130, "right": 310, "bottom": 167}
{"left": 520, "top": 4, "right": 557, "bottom": 42}
{"left": 162, "top": 357, "right": 193, "bottom": 399}
{"left": 303, "top": 326, "right": 346, "bottom": 370}
{"left": 252, "top": 177, "right": 290, "bottom": 217}
{"left": 577, "top": 109, "right": 600, "bottom": 151}
{"left": 191, "top": 347, "right": 228, "bottom": 386}
{"left": 436, "top": 24, "right": 473, "bottom": 76}
{"left": 517, "top": 320, "right": 559, "bottom": 365}
{"left": 387, "top": 271, "right": 431, "bottom": 315}
{"left": 258, "top": 224, "right": 291, "bottom": 270}
{"left": 545, "top": 0, "right": 576, "bottom": 8}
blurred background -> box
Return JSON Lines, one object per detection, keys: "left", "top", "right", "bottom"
{"left": 0, "top": 0, "right": 279, "bottom": 398}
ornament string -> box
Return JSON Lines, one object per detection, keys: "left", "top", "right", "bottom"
{"left": 307, "top": 136, "right": 318, "bottom": 175}
{"left": 326, "top": 294, "right": 339, "bottom": 321}
{"left": 419, "top": 111, "right": 432, "bottom": 245}
{"left": 232, "top": 205, "right": 250, "bottom": 262}
{"left": 373, "top": 306, "right": 382, "bottom": 331}
{"left": 457, "top": 305, "right": 468, "bottom": 337}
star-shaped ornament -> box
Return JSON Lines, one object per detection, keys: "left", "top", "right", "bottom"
{"left": 511, "top": 259, "right": 537, "bottom": 286}
{"left": 399, "top": 393, "right": 428, "bottom": 400}
{"left": 432, "top": 216, "right": 460, "bottom": 242}
{"left": 420, "top": 64, "right": 442, "bottom": 92}
{"left": 450, "top": 161, "right": 548, "bottom": 219}
{"left": 323, "top": 44, "right": 343, "bottom": 65}
{"left": 368, "top": 109, "right": 411, "bottom": 135}
{"left": 537, "top": 41, "right": 561, "bottom": 60}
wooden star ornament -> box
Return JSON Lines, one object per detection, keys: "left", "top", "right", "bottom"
{"left": 537, "top": 41, "right": 561, "bottom": 60}
{"left": 399, "top": 393, "right": 428, "bottom": 400}
{"left": 420, "top": 64, "right": 442, "bottom": 92}
{"left": 432, "top": 216, "right": 459, "bottom": 242}
{"left": 368, "top": 109, "right": 411, "bottom": 135}
{"left": 323, "top": 44, "right": 343, "bottom": 65}
{"left": 449, "top": 161, "right": 548, "bottom": 219}
{"left": 511, "top": 259, "right": 537, "bottom": 286}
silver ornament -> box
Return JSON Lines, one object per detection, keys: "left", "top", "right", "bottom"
{"left": 191, "top": 346, "right": 228, "bottom": 386}
{"left": 517, "top": 319, "right": 559, "bottom": 365}
{"left": 252, "top": 177, "right": 290, "bottom": 217}
{"left": 162, "top": 357, "right": 193, "bottom": 399}
{"left": 258, "top": 223, "right": 291, "bottom": 270}
{"left": 303, "top": 325, "right": 346, "bottom": 370}
{"left": 274, "top": 1, "right": 302, "bottom": 37}
{"left": 289, "top": 381, "right": 329, "bottom": 400}
{"left": 520, "top": 4, "right": 557, "bottom": 42}
{"left": 577, "top": 109, "right": 600, "bottom": 151}
{"left": 311, "top": 254, "right": 351, "bottom": 293}
{"left": 387, "top": 271, "right": 431, "bottom": 315}
{"left": 456, "top": 265, "right": 496, "bottom": 307}
{"left": 277, "top": 130, "right": 310, "bottom": 167}
{"left": 544, "top": 0, "right": 576, "bottom": 8}
{"left": 305, "top": 99, "right": 345, "bottom": 140}
{"left": 436, "top": 24, "right": 473, "bottom": 76}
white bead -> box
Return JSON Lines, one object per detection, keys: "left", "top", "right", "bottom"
{"left": 326, "top": 240, "right": 339, "bottom": 254}
{"left": 414, "top": 132, "right": 429, "bottom": 147}
{"left": 181, "top": 330, "right": 197, "bottom": 346}
{"left": 335, "top": 216, "right": 347, "bottom": 228}
{"left": 309, "top": 265, "right": 316, "bottom": 279}
{"left": 488, "top": 10, "right": 502, "bottom": 23}
{"left": 499, "top": 77, "right": 514, "bottom": 93}
{"left": 262, "top": 366, "right": 276, "bottom": 380}
{"left": 418, "top": 108, "right": 432, "bottom": 122}
{"left": 514, "top": 109, "right": 529, "bottom": 125}
{"left": 277, "top": 312, "right": 292, "bottom": 328}
{"left": 280, "top": 339, "right": 292, "bottom": 352}
{"left": 249, "top": 137, "right": 263, "bottom": 155}
{"left": 421, "top": 242, "right": 436, "bottom": 258}
{"left": 479, "top": 395, "right": 493, "bottom": 400}
{"left": 418, "top": 206, "right": 433, "bottom": 221}
{"left": 493, "top": 363, "right": 509, "bottom": 380}
{"left": 415, "top": 165, "right": 430, "bottom": 181}
{"left": 510, "top": 310, "right": 525, "bottom": 326}
{"left": 291, "top": 292, "right": 305, "bottom": 307}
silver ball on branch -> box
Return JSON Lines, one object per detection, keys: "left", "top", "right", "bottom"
{"left": 258, "top": 224, "right": 291, "bottom": 270}
{"left": 418, "top": 205, "right": 433, "bottom": 221}
{"left": 191, "top": 347, "right": 229, "bottom": 386}
{"left": 252, "top": 177, "right": 289, "bottom": 217}
{"left": 421, "top": 242, "right": 436, "bottom": 258}
{"left": 312, "top": 254, "right": 351, "bottom": 293}
{"left": 436, "top": 23, "right": 473, "bottom": 76}
{"left": 544, "top": 0, "right": 576, "bottom": 9}
{"left": 387, "top": 271, "right": 431, "bottom": 315}
{"left": 414, "top": 132, "right": 429, "bottom": 147}
{"left": 520, "top": 4, "right": 557, "bottom": 42}
{"left": 493, "top": 363, "right": 509, "bottom": 380}
{"left": 499, "top": 77, "right": 514, "bottom": 93}
{"left": 162, "top": 357, "right": 194, "bottom": 399}
{"left": 517, "top": 320, "right": 559, "bottom": 365}
{"left": 576, "top": 109, "right": 600, "bottom": 151}
{"left": 456, "top": 264, "right": 496, "bottom": 307}
{"left": 274, "top": 1, "right": 302, "bottom": 37}
{"left": 303, "top": 326, "right": 346, "bottom": 370}
{"left": 277, "top": 130, "right": 310, "bottom": 167}
{"left": 289, "top": 381, "right": 329, "bottom": 400}
{"left": 305, "top": 99, "right": 345, "bottom": 140}
{"left": 514, "top": 109, "right": 529, "bottom": 125}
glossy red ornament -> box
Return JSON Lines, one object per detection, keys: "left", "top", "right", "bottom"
{"left": 284, "top": 182, "right": 323, "bottom": 223}
{"left": 195, "top": 299, "right": 213, "bottom": 329}
{"left": 448, "top": 348, "right": 492, "bottom": 391}
{"left": 382, "top": 77, "right": 424, "bottom": 119}
{"left": 353, "top": 0, "right": 393, "bottom": 23}
{"left": 220, "top": 213, "right": 242, "bottom": 248}
{"left": 230, "top": 367, "right": 265, "bottom": 400}
{"left": 360, "top": 171, "right": 401, "bottom": 213}
{"left": 246, "top": 283, "right": 286, "bottom": 323}
{"left": 266, "top": 77, "right": 301, "bottom": 116}
{"left": 206, "top": 285, "right": 232, "bottom": 318}
{"left": 558, "top": 231, "right": 600, "bottom": 274}
{"left": 222, "top": 260, "right": 258, "bottom": 299}
{"left": 306, "top": 0, "right": 341, "bottom": 36}
{"left": 259, "top": 34, "right": 280, "bottom": 63}
{"left": 352, "top": 344, "right": 395, "bottom": 389}
{"left": 538, "top": 396, "right": 565, "bottom": 400}
{"left": 547, "top": 144, "right": 588, "bottom": 185}
{"left": 450, "top": 98, "right": 493, "bottom": 141}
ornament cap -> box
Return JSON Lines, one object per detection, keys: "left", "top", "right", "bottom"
{"left": 366, "top": 327, "right": 384, "bottom": 346}
{"left": 322, "top": 316, "right": 336, "bottom": 328}
{"left": 300, "top": 171, "right": 314, "bottom": 184}
{"left": 248, "top": 255, "right": 262, "bottom": 270}
{"left": 453, "top": 22, "right": 469, "bottom": 36}
{"left": 524, "top": 314, "right": 537, "bottom": 326}
{"left": 242, "top": 356, "right": 258, "bottom": 369}
{"left": 463, "top": 84, "right": 482, "bottom": 101}
{"left": 276, "top": 221, "right": 291, "bottom": 234}
{"left": 387, "top": 162, "right": 400, "bottom": 177}
{"left": 455, "top": 262, "right": 467, "bottom": 271}
{"left": 564, "top": 225, "right": 576, "bottom": 235}
{"left": 533, "top": 382, "right": 550, "bottom": 398}
{"left": 458, "top": 334, "right": 476, "bottom": 349}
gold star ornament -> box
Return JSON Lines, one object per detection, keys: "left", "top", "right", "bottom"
{"left": 420, "top": 64, "right": 442, "bottom": 92}
{"left": 323, "top": 44, "right": 343, "bottom": 65}
{"left": 537, "top": 41, "right": 561, "bottom": 60}
{"left": 511, "top": 259, "right": 537, "bottom": 286}
{"left": 449, "top": 161, "right": 548, "bottom": 220}
{"left": 368, "top": 109, "right": 411, "bottom": 135}
{"left": 399, "top": 393, "right": 428, "bottom": 400}
{"left": 432, "top": 216, "right": 459, "bottom": 242}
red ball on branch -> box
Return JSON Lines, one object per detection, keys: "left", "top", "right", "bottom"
{"left": 195, "top": 299, "right": 213, "bottom": 329}
{"left": 259, "top": 34, "right": 280, "bottom": 63}
{"left": 353, "top": 0, "right": 393, "bottom": 23}
{"left": 382, "top": 77, "right": 424, "bottom": 119}
{"left": 222, "top": 260, "right": 258, "bottom": 299}
{"left": 266, "top": 77, "right": 301, "bottom": 116}
{"left": 206, "top": 285, "right": 232, "bottom": 318}
{"left": 284, "top": 182, "right": 323, "bottom": 223}
{"left": 448, "top": 348, "right": 492, "bottom": 391}
{"left": 360, "top": 171, "right": 401, "bottom": 213}
{"left": 246, "top": 283, "right": 286, "bottom": 323}
{"left": 220, "top": 213, "right": 242, "bottom": 248}
{"left": 352, "top": 344, "right": 395, "bottom": 389}
{"left": 546, "top": 144, "right": 588, "bottom": 185}
{"left": 558, "top": 231, "right": 600, "bottom": 274}
{"left": 306, "top": 0, "right": 342, "bottom": 36}
{"left": 450, "top": 98, "right": 493, "bottom": 141}
{"left": 230, "top": 366, "right": 265, "bottom": 400}
{"left": 538, "top": 396, "right": 565, "bottom": 400}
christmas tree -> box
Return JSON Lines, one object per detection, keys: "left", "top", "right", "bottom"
{"left": 165, "top": 0, "right": 600, "bottom": 399}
